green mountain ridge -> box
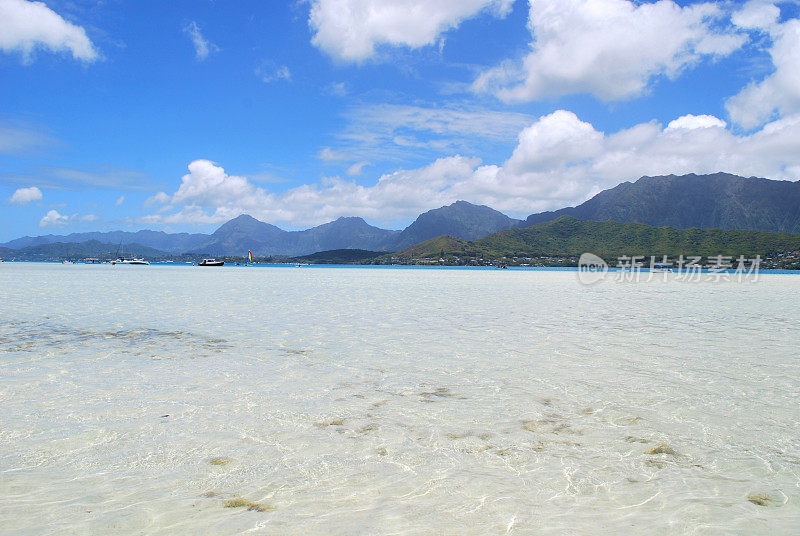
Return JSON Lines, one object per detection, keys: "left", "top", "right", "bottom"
{"left": 526, "top": 173, "right": 800, "bottom": 233}
{"left": 393, "top": 217, "right": 800, "bottom": 262}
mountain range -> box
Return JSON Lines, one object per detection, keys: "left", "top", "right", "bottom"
{"left": 0, "top": 201, "right": 521, "bottom": 257}
{"left": 525, "top": 173, "right": 800, "bottom": 232}
{"left": 3, "top": 173, "right": 800, "bottom": 258}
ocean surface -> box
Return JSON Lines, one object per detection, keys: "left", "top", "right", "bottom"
{"left": 1, "top": 262, "right": 798, "bottom": 535}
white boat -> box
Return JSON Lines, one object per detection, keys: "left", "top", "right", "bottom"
{"left": 110, "top": 241, "right": 149, "bottom": 265}
{"left": 112, "top": 257, "right": 150, "bottom": 265}
{"left": 198, "top": 258, "right": 224, "bottom": 267}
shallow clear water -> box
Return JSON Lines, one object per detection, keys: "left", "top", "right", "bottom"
{"left": 1, "top": 263, "right": 798, "bottom": 535}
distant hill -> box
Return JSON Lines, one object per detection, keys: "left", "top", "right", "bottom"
{"left": 525, "top": 173, "right": 800, "bottom": 233}
{"left": 194, "top": 215, "right": 399, "bottom": 256}
{"left": 396, "top": 216, "right": 800, "bottom": 261}
{"left": 1, "top": 229, "right": 208, "bottom": 253}
{"left": 194, "top": 215, "right": 288, "bottom": 256}
{"left": 290, "top": 249, "right": 385, "bottom": 264}
{"left": 393, "top": 235, "right": 471, "bottom": 259}
{"left": 3, "top": 240, "right": 169, "bottom": 261}
{"left": 391, "top": 201, "right": 523, "bottom": 249}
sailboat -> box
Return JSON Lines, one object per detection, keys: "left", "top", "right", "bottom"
{"left": 111, "top": 241, "right": 150, "bottom": 265}
{"left": 248, "top": 250, "right": 253, "bottom": 264}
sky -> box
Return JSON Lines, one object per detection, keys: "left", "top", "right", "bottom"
{"left": 2, "top": 0, "right": 800, "bottom": 241}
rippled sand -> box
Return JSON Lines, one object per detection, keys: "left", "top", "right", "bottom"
{"left": 1, "top": 263, "right": 798, "bottom": 534}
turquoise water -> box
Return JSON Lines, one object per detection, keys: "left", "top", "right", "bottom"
{"left": 1, "top": 262, "right": 798, "bottom": 534}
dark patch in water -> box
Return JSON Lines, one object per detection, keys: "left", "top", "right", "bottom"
{"left": 223, "top": 498, "right": 274, "bottom": 512}
{"left": 315, "top": 419, "right": 345, "bottom": 428}
{"left": 418, "top": 387, "right": 455, "bottom": 400}
{"left": 617, "top": 416, "right": 643, "bottom": 426}
{"left": 0, "top": 320, "right": 230, "bottom": 357}
{"left": 747, "top": 493, "right": 778, "bottom": 507}
{"left": 646, "top": 444, "right": 678, "bottom": 456}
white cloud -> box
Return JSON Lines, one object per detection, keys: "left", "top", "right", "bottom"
{"left": 9, "top": 186, "right": 42, "bottom": 205}
{"left": 474, "top": 0, "right": 745, "bottom": 102}
{"left": 727, "top": 12, "right": 800, "bottom": 128}
{"left": 255, "top": 62, "right": 291, "bottom": 83}
{"left": 476, "top": 110, "right": 800, "bottom": 213}
{"left": 0, "top": 0, "right": 98, "bottom": 62}
{"left": 347, "top": 161, "right": 369, "bottom": 176}
{"left": 145, "top": 109, "right": 800, "bottom": 226}
{"left": 115, "top": 195, "right": 125, "bottom": 206}
{"left": 317, "top": 147, "right": 345, "bottom": 161}
{"left": 731, "top": 0, "right": 780, "bottom": 31}
{"left": 0, "top": 123, "right": 55, "bottom": 155}
{"left": 327, "top": 82, "right": 349, "bottom": 97}
{"left": 183, "top": 21, "right": 218, "bottom": 61}
{"left": 39, "top": 209, "right": 68, "bottom": 227}
{"left": 143, "top": 157, "right": 482, "bottom": 226}
{"left": 329, "top": 103, "right": 535, "bottom": 163}
{"left": 309, "top": 0, "right": 513, "bottom": 62}
{"left": 145, "top": 191, "right": 170, "bottom": 206}
{"left": 666, "top": 114, "right": 727, "bottom": 130}
{"left": 38, "top": 209, "right": 97, "bottom": 226}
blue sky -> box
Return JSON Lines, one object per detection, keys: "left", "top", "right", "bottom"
{"left": 2, "top": 0, "right": 800, "bottom": 241}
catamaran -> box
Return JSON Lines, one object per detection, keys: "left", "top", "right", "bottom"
{"left": 111, "top": 241, "right": 150, "bottom": 265}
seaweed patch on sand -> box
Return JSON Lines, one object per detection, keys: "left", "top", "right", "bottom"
{"left": 223, "top": 497, "right": 274, "bottom": 512}
{"left": 747, "top": 493, "right": 780, "bottom": 507}
{"left": 646, "top": 444, "right": 678, "bottom": 456}
{"left": 315, "top": 419, "right": 345, "bottom": 428}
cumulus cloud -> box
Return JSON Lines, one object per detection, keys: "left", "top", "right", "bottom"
{"left": 183, "top": 21, "right": 218, "bottom": 61}
{"left": 144, "top": 109, "right": 800, "bottom": 226}
{"left": 38, "top": 209, "right": 96, "bottom": 226}
{"left": 727, "top": 9, "right": 800, "bottom": 128}
{"left": 39, "top": 209, "right": 68, "bottom": 227}
{"left": 731, "top": 0, "right": 780, "bottom": 31}
{"left": 9, "top": 186, "right": 42, "bottom": 205}
{"left": 474, "top": 0, "right": 745, "bottom": 102}
{"left": 475, "top": 109, "right": 800, "bottom": 213}
{"left": 0, "top": 0, "right": 98, "bottom": 62}
{"left": 309, "top": 0, "right": 513, "bottom": 62}
{"left": 666, "top": 114, "right": 727, "bottom": 130}
{"left": 143, "top": 157, "right": 482, "bottom": 226}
